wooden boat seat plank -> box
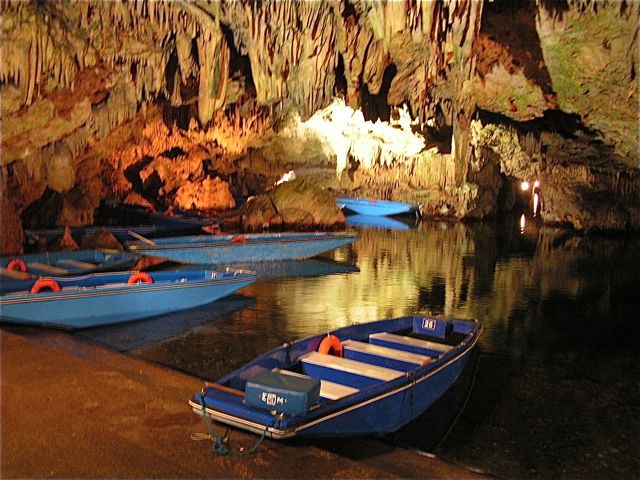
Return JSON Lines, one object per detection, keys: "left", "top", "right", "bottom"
{"left": 273, "top": 368, "right": 359, "bottom": 400}
{"left": 0, "top": 267, "right": 32, "bottom": 280}
{"left": 300, "top": 351, "right": 403, "bottom": 382}
{"left": 26, "top": 262, "right": 69, "bottom": 275}
{"left": 57, "top": 259, "right": 97, "bottom": 269}
{"left": 370, "top": 332, "right": 453, "bottom": 352}
{"left": 342, "top": 339, "right": 431, "bottom": 365}
{"left": 206, "top": 383, "right": 245, "bottom": 398}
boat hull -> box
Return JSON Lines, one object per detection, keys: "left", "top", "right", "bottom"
{"left": 190, "top": 316, "right": 481, "bottom": 439}
{"left": 127, "top": 233, "right": 357, "bottom": 264}
{"left": 337, "top": 198, "right": 415, "bottom": 217}
{"left": 0, "top": 270, "right": 255, "bottom": 329}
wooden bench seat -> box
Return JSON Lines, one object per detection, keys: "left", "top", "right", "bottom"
{"left": 0, "top": 266, "right": 32, "bottom": 280}
{"left": 57, "top": 259, "right": 97, "bottom": 269}
{"left": 342, "top": 339, "right": 432, "bottom": 371}
{"left": 26, "top": 262, "right": 69, "bottom": 275}
{"left": 273, "top": 368, "right": 359, "bottom": 400}
{"left": 300, "top": 351, "right": 403, "bottom": 390}
{"left": 369, "top": 332, "right": 452, "bottom": 357}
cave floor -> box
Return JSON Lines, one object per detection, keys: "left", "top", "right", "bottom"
{"left": 1, "top": 327, "right": 486, "bottom": 479}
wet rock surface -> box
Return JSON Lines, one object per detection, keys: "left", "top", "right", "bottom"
{"left": 240, "top": 178, "right": 345, "bottom": 231}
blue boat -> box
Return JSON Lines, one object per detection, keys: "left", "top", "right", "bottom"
{"left": 336, "top": 197, "right": 416, "bottom": 217}
{"left": 346, "top": 214, "right": 412, "bottom": 231}
{"left": 0, "top": 268, "right": 256, "bottom": 329}
{"left": 189, "top": 315, "right": 481, "bottom": 439}
{"left": 126, "top": 232, "right": 357, "bottom": 264}
{"left": 0, "top": 249, "right": 139, "bottom": 292}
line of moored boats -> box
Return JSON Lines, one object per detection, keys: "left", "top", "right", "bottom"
{"left": 0, "top": 196, "right": 482, "bottom": 441}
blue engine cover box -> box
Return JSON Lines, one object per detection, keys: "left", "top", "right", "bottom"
{"left": 245, "top": 371, "right": 320, "bottom": 415}
{"left": 413, "top": 316, "right": 453, "bottom": 339}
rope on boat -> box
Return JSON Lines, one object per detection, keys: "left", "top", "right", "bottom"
{"left": 193, "top": 392, "right": 277, "bottom": 456}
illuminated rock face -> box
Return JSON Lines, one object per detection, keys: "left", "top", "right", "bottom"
{"left": 0, "top": 0, "right": 638, "bottom": 253}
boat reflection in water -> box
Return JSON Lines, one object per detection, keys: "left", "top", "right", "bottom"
{"left": 205, "top": 258, "right": 359, "bottom": 280}
{"left": 346, "top": 214, "right": 414, "bottom": 231}
{"left": 77, "top": 295, "right": 256, "bottom": 351}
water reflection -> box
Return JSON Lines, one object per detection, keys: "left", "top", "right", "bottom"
{"left": 122, "top": 215, "right": 639, "bottom": 478}
{"left": 345, "top": 214, "right": 414, "bottom": 230}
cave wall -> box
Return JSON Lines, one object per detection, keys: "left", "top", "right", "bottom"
{"left": 1, "top": 0, "right": 639, "bottom": 254}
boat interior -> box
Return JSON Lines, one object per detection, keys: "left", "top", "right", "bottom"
{"left": 1, "top": 268, "right": 254, "bottom": 297}
{"left": 204, "top": 317, "right": 475, "bottom": 418}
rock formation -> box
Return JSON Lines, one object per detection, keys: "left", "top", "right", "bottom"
{"left": 1, "top": 0, "right": 638, "bottom": 253}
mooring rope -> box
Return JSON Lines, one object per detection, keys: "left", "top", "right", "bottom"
{"left": 192, "top": 392, "right": 277, "bottom": 456}
{"left": 433, "top": 351, "right": 481, "bottom": 450}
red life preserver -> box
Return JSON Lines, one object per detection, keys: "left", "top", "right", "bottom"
{"left": 30, "top": 278, "right": 61, "bottom": 294}
{"left": 127, "top": 271, "right": 154, "bottom": 285}
{"left": 318, "top": 334, "right": 343, "bottom": 357}
{"left": 7, "top": 258, "right": 27, "bottom": 272}
{"left": 231, "top": 235, "right": 247, "bottom": 244}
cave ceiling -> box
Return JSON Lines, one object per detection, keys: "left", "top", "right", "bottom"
{"left": 0, "top": 0, "right": 639, "bottom": 248}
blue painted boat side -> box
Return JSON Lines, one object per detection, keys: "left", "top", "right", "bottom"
{"left": 0, "top": 270, "right": 256, "bottom": 329}
{"left": 336, "top": 197, "right": 415, "bottom": 217}
{"left": 127, "top": 233, "right": 357, "bottom": 264}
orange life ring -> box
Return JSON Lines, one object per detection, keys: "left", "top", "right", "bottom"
{"left": 231, "top": 235, "right": 247, "bottom": 244}
{"left": 7, "top": 258, "right": 27, "bottom": 272}
{"left": 318, "top": 334, "right": 343, "bottom": 357}
{"left": 30, "top": 278, "right": 61, "bottom": 294}
{"left": 127, "top": 271, "right": 154, "bottom": 285}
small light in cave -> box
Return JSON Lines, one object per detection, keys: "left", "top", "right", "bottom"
{"left": 520, "top": 214, "right": 526, "bottom": 234}
{"left": 533, "top": 193, "right": 540, "bottom": 217}
{"left": 521, "top": 181, "right": 530, "bottom": 191}
{"left": 534, "top": 180, "right": 540, "bottom": 188}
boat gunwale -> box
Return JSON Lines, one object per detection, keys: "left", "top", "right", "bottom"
{"left": 191, "top": 319, "right": 481, "bottom": 438}
{"left": 0, "top": 275, "right": 256, "bottom": 305}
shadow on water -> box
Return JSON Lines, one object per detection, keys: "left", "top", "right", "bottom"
{"left": 76, "top": 295, "right": 257, "bottom": 352}
{"left": 85, "top": 214, "right": 639, "bottom": 479}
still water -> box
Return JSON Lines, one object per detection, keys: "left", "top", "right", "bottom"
{"left": 79, "top": 215, "right": 640, "bottom": 479}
